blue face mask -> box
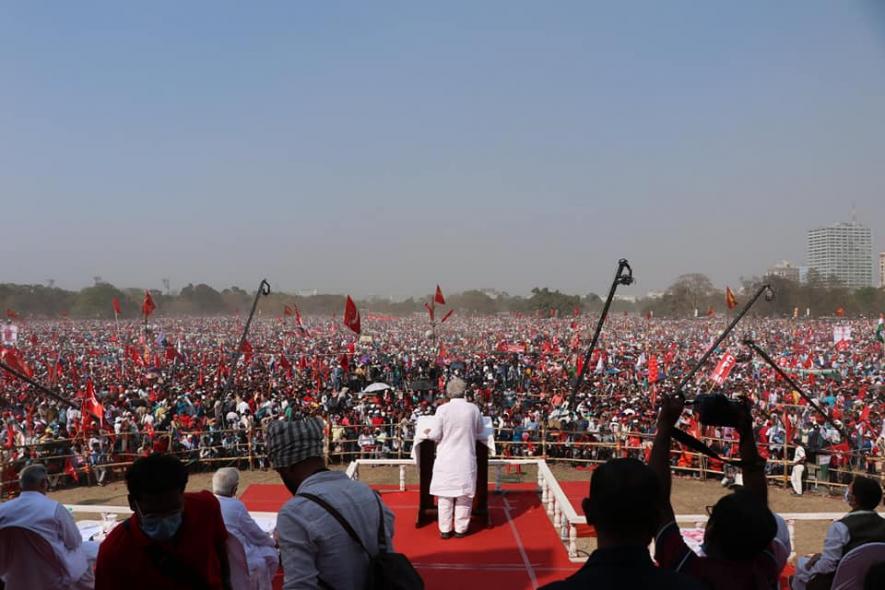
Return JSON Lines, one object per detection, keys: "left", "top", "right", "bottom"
{"left": 137, "top": 505, "right": 183, "bottom": 541}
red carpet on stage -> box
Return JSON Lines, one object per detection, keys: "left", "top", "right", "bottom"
{"left": 241, "top": 483, "right": 582, "bottom": 590}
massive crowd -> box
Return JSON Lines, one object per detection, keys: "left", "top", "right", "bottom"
{"left": 1, "top": 313, "right": 883, "bottom": 493}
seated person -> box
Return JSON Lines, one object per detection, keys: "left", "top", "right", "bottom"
{"left": 540, "top": 458, "right": 704, "bottom": 589}
{"left": 0, "top": 464, "right": 93, "bottom": 588}
{"left": 95, "top": 453, "right": 231, "bottom": 590}
{"left": 212, "top": 467, "right": 278, "bottom": 583}
{"left": 792, "top": 475, "right": 885, "bottom": 590}
{"left": 651, "top": 395, "right": 779, "bottom": 590}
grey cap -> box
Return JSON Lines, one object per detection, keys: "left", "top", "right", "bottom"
{"left": 266, "top": 418, "right": 325, "bottom": 469}
{"left": 446, "top": 377, "right": 467, "bottom": 399}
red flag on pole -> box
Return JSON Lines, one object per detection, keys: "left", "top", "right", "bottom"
{"left": 706, "top": 306, "right": 715, "bottom": 317}
{"left": 5, "top": 309, "right": 17, "bottom": 320}
{"left": 142, "top": 291, "right": 156, "bottom": 318}
{"left": 725, "top": 287, "right": 738, "bottom": 310}
{"left": 0, "top": 347, "right": 32, "bottom": 378}
{"left": 64, "top": 456, "right": 79, "bottom": 482}
{"left": 83, "top": 378, "right": 105, "bottom": 425}
{"left": 835, "top": 307, "right": 845, "bottom": 317}
{"left": 343, "top": 296, "right": 361, "bottom": 334}
{"left": 284, "top": 305, "right": 293, "bottom": 317}
{"left": 648, "top": 355, "right": 659, "bottom": 384}
{"left": 294, "top": 306, "right": 304, "bottom": 328}
{"left": 434, "top": 285, "right": 446, "bottom": 305}
{"left": 424, "top": 302, "right": 435, "bottom": 321}
{"left": 440, "top": 309, "right": 454, "bottom": 323}
{"left": 112, "top": 297, "right": 122, "bottom": 316}
{"left": 241, "top": 340, "right": 253, "bottom": 364}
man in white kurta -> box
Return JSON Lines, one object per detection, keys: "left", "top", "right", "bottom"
{"left": 0, "top": 464, "right": 92, "bottom": 588}
{"left": 212, "top": 467, "right": 279, "bottom": 587}
{"left": 427, "top": 377, "right": 485, "bottom": 538}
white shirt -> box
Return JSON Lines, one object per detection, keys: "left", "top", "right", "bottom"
{"left": 215, "top": 494, "right": 278, "bottom": 572}
{"left": 792, "top": 445, "right": 806, "bottom": 465}
{"left": 277, "top": 471, "right": 395, "bottom": 590}
{"left": 0, "top": 491, "right": 89, "bottom": 583}
{"left": 429, "top": 398, "right": 484, "bottom": 498}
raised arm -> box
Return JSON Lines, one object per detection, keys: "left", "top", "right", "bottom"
{"left": 735, "top": 401, "right": 768, "bottom": 505}
{"left": 650, "top": 394, "right": 684, "bottom": 524}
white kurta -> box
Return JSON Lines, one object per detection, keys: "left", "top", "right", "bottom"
{"left": 215, "top": 494, "right": 279, "bottom": 578}
{"left": 0, "top": 491, "right": 90, "bottom": 584}
{"left": 429, "top": 398, "right": 485, "bottom": 498}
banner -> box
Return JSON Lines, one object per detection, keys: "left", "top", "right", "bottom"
{"left": 709, "top": 351, "right": 737, "bottom": 385}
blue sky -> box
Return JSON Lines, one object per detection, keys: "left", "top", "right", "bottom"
{"left": 2, "top": 1, "right": 884, "bottom": 297}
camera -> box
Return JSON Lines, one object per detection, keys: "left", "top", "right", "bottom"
{"left": 693, "top": 394, "right": 744, "bottom": 428}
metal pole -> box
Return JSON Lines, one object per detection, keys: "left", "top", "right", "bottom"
{"left": 676, "top": 283, "right": 772, "bottom": 397}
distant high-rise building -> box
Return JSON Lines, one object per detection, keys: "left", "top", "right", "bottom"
{"left": 806, "top": 222, "right": 872, "bottom": 289}
{"left": 880, "top": 252, "right": 885, "bottom": 288}
{"left": 766, "top": 260, "right": 800, "bottom": 282}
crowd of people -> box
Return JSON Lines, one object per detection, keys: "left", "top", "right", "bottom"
{"left": 0, "top": 313, "right": 883, "bottom": 496}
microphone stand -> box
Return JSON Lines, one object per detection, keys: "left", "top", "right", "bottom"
{"left": 569, "top": 259, "right": 633, "bottom": 408}
{"left": 223, "top": 279, "right": 271, "bottom": 400}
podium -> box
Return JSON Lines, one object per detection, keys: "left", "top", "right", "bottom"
{"left": 414, "top": 416, "right": 494, "bottom": 528}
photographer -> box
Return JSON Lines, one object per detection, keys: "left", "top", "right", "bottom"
{"left": 651, "top": 394, "right": 779, "bottom": 590}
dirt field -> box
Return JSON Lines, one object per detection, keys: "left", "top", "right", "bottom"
{"left": 49, "top": 464, "right": 848, "bottom": 557}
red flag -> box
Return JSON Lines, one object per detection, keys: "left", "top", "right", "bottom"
{"left": 0, "top": 347, "right": 32, "bottom": 378}
{"left": 440, "top": 309, "right": 454, "bottom": 323}
{"left": 339, "top": 353, "right": 350, "bottom": 373}
{"left": 142, "top": 291, "right": 156, "bottom": 318}
{"left": 64, "top": 457, "right": 79, "bottom": 482}
{"left": 343, "top": 296, "right": 361, "bottom": 334}
{"left": 835, "top": 307, "right": 845, "bottom": 317}
{"left": 294, "top": 306, "right": 304, "bottom": 327}
{"left": 5, "top": 309, "right": 17, "bottom": 320}
{"left": 424, "top": 302, "right": 435, "bottom": 321}
{"left": 648, "top": 355, "right": 659, "bottom": 384}
{"left": 434, "top": 285, "right": 446, "bottom": 305}
{"left": 706, "top": 306, "right": 715, "bottom": 317}
{"left": 284, "top": 305, "right": 294, "bottom": 317}
{"left": 83, "top": 378, "right": 104, "bottom": 425}
{"left": 709, "top": 352, "right": 737, "bottom": 385}
{"left": 573, "top": 306, "right": 581, "bottom": 317}
{"left": 241, "top": 340, "right": 253, "bottom": 364}
{"left": 112, "top": 297, "right": 122, "bottom": 316}
{"left": 725, "top": 287, "right": 738, "bottom": 310}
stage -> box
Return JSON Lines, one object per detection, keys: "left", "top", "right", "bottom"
{"left": 241, "top": 482, "right": 586, "bottom": 589}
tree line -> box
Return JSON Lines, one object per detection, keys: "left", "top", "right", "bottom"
{"left": 0, "top": 274, "right": 882, "bottom": 320}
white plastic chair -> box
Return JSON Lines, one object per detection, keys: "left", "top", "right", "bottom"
{"left": 831, "top": 541, "right": 885, "bottom": 590}
{"left": 0, "top": 526, "right": 78, "bottom": 590}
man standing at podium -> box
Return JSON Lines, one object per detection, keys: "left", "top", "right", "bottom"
{"left": 426, "top": 377, "right": 485, "bottom": 539}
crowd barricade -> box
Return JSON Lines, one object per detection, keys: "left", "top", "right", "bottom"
{"left": 1, "top": 423, "right": 873, "bottom": 497}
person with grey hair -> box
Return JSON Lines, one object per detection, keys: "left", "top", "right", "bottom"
{"left": 424, "top": 377, "right": 485, "bottom": 538}
{"left": 267, "top": 417, "right": 396, "bottom": 590}
{"left": 212, "top": 467, "right": 279, "bottom": 588}
{"left": 0, "top": 464, "right": 93, "bottom": 588}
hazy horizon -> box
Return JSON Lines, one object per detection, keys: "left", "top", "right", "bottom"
{"left": 2, "top": 2, "right": 884, "bottom": 298}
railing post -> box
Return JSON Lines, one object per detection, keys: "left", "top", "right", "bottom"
{"left": 495, "top": 464, "right": 503, "bottom": 492}
{"left": 399, "top": 464, "right": 406, "bottom": 492}
{"left": 568, "top": 524, "right": 578, "bottom": 558}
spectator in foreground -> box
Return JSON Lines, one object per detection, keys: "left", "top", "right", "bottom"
{"left": 94, "top": 454, "right": 231, "bottom": 590}
{"left": 651, "top": 394, "right": 779, "bottom": 590}
{"left": 268, "top": 418, "right": 395, "bottom": 590}
{"left": 540, "top": 458, "right": 704, "bottom": 589}
{"left": 0, "top": 464, "right": 93, "bottom": 588}
{"left": 792, "top": 475, "right": 885, "bottom": 590}
{"left": 212, "top": 467, "right": 279, "bottom": 586}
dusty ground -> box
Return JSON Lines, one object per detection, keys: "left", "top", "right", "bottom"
{"left": 50, "top": 463, "right": 847, "bottom": 557}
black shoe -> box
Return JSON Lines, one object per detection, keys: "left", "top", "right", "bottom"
{"left": 440, "top": 532, "right": 452, "bottom": 540}
{"left": 453, "top": 532, "right": 467, "bottom": 538}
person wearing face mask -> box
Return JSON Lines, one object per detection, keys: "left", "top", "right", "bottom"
{"left": 791, "top": 475, "right": 885, "bottom": 590}
{"left": 94, "top": 454, "right": 232, "bottom": 590}
{"left": 0, "top": 464, "right": 93, "bottom": 588}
